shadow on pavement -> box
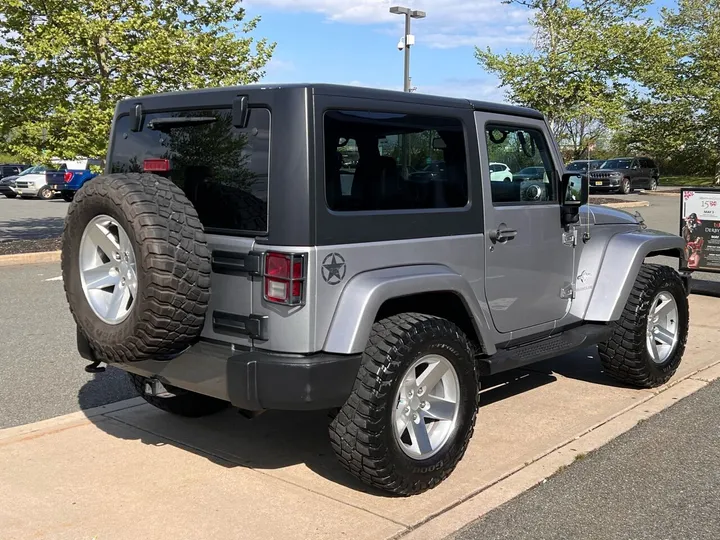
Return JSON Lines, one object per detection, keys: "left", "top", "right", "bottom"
{"left": 0, "top": 215, "right": 66, "bottom": 240}
{"left": 523, "top": 346, "right": 636, "bottom": 389}
{"left": 78, "top": 365, "right": 559, "bottom": 496}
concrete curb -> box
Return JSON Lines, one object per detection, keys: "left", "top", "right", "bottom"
{"left": 0, "top": 397, "right": 144, "bottom": 444}
{"left": 599, "top": 200, "right": 650, "bottom": 209}
{"left": 0, "top": 250, "right": 61, "bottom": 267}
{"left": 400, "top": 359, "right": 720, "bottom": 540}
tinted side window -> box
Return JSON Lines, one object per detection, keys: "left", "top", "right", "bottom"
{"left": 324, "top": 110, "right": 468, "bottom": 211}
{"left": 485, "top": 125, "right": 557, "bottom": 204}
{"left": 110, "top": 108, "right": 270, "bottom": 233}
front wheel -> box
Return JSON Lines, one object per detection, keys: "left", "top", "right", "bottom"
{"left": 619, "top": 177, "right": 632, "bottom": 194}
{"left": 598, "top": 264, "right": 688, "bottom": 388}
{"left": 128, "top": 373, "right": 229, "bottom": 417}
{"left": 37, "top": 186, "right": 54, "bottom": 200}
{"left": 329, "top": 313, "right": 478, "bottom": 496}
{"left": 4, "top": 192, "right": 17, "bottom": 198}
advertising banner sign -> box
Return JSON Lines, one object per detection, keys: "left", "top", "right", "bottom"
{"left": 680, "top": 188, "right": 720, "bottom": 272}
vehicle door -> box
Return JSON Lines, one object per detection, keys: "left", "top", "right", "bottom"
{"left": 477, "top": 113, "right": 574, "bottom": 334}
{"left": 629, "top": 158, "right": 642, "bottom": 187}
{"left": 640, "top": 158, "right": 653, "bottom": 187}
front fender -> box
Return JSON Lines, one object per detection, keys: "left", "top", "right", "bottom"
{"left": 585, "top": 229, "right": 686, "bottom": 321}
{"left": 323, "top": 264, "right": 496, "bottom": 355}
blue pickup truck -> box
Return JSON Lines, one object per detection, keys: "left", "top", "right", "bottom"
{"left": 45, "top": 158, "right": 104, "bottom": 202}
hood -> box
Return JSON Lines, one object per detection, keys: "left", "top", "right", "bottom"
{"left": 583, "top": 204, "right": 641, "bottom": 226}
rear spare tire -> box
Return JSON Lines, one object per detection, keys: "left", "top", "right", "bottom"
{"left": 62, "top": 173, "right": 211, "bottom": 363}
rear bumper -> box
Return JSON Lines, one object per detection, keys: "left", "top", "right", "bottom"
{"left": 77, "top": 330, "right": 361, "bottom": 411}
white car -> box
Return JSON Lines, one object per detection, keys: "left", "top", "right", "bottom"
{"left": 12, "top": 165, "right": 57, "bottom": 199}
{"left": 489, "top": 162, "right": 512, "bottom": 182}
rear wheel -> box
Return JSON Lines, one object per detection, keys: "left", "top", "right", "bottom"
{"left": 37, "top": 186, "right": 53, "bottom": 200}
{"left": 61, "top": 191, "right": 74, "bottom": 202}
{"left": 598, "top": 264, "right": 688, "bottom": 388}
{"left": 128, "top": 373, "right": 228, "bottom": 417}
{"left": 4, "top": 192, "right": 16, "bottom": 198}
{"left": 329, "top": 313, "right": 478, "bottom": 495}
{"left": 649, "top": 178, "right": 658, "bottom": 191}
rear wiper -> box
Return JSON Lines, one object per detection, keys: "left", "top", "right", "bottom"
{"left": 147, "top": 117, "right": 217, "bottom": 131}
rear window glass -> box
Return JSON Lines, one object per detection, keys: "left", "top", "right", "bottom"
{"left": 110, "top": 108, "right": 270, "bottom": 234}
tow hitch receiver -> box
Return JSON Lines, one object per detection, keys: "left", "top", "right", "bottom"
{"left": 143, "top": 378, "right": 174, "bottom": 397}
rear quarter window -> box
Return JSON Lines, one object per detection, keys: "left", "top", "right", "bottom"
{"left": 109, "top": 108, "right": 270, "bottom": 234}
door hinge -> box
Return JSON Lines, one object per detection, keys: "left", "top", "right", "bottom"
{"left": 560, "top": 282, "right": 575, "bottom": 299}
{"left": 562, "top": 229, "right": 577, "bottom": 247}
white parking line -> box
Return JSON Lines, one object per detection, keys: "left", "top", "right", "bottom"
{"left": 44, "top": 276, "right": 63, "bottom": 281}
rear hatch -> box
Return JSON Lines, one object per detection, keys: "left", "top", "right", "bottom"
{"left": 107, "top": 104, "right": 271, "bottom": 349}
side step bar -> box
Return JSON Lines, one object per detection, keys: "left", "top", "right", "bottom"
{"left": 478, "top": 324, "right": 613, "bottom": 376}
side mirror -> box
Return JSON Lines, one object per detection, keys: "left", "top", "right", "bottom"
{"left": 560, "top": 172, "right": 588, "bottom": 226}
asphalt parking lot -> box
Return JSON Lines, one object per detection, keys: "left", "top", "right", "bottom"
{"left": 0, "top": 195, "right": 69, "bottom": 240}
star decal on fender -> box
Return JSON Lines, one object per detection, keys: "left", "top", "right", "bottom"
{"left": 321, "top": 253, "right": 346, "bottom": 285}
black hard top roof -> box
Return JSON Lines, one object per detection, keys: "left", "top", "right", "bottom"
{"left": 118, "top": 82, "right": 545, "bottom": 121}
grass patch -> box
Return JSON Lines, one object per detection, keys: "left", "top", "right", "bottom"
{"left": 662, "top": 176, "right": 716, "bottom": 187}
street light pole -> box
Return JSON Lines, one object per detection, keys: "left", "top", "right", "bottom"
{"left": 389, "top": 6, "right": 426, "bottom": 93}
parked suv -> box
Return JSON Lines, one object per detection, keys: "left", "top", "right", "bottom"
{"left": 61, "top": 84, "right": 688, "bottom": 496}
{"left": 590, "top": 157, "right": 660, "bottom": 194}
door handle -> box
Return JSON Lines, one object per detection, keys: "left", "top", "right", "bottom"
{"left": 489, "top": 225, "right": 518, "bottom": 243}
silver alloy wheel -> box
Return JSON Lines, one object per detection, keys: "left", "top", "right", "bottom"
{"left": 79, "top": 215, "right": 138, "bottom": 325}
{"left": 393, "top": 354, "right": 460, "bottom": 460}
{"left": 646, "top": 291, "right": 679, "bottom": 364}
{"left": 650, "top": 179, "right": 658, "bottom": 191}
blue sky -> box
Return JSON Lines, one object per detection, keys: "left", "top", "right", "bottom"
{"left": 245, "top": 0, "right": 675, "bottom": 104}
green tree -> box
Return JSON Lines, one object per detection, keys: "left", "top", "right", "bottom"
{"left": 0, "top": 0, "right": 274, "bottom": 162}
{"left": 476, "top": 0, "right": 659, "bottom": 160}
{"left": 623, "top": 0, "right": 720, "bottom": 184}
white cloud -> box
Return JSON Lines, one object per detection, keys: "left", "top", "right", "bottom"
{"left": 247, "top": 0, "right": 533, "bottom": 49}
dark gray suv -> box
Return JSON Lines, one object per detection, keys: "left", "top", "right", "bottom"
{"left": 590, "top": 157, "right": 660, "bottom": 194}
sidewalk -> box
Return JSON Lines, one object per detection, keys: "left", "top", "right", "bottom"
{"left": 0, "top": 295, "right": 718, "bottom": 540}
{"left": 452, "top": 378, "right": 720, "bottom": 540}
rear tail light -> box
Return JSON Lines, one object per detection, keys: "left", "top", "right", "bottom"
{"left": 143, "top": 158, "right": 170, "bottom": 172}
{"left": 63, "top": 171, "right": 74, "bottom": 183}
{"left": 263, "top": 252, "right": 306, "bottom": 306}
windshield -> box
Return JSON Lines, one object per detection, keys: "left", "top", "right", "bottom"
{"left": 567, "top": 160, "right": 602, "bottom": 171}
{"left": 600, "top": 159, "right": 633, "bottom": 169}
{"left": 19, "top": 165, "right": 46, "bottom": 176}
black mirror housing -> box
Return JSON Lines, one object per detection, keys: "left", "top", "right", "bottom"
{"left": 561, "top": 172, "right": 588, "bottom": 207}
{"left": 560, "top": 172, "right": 588, "bottom": 226}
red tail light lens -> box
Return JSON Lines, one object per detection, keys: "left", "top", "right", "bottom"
{"left": 263, "top": 252, "right": 306, "bottom": 305}
{"left": 143, "top": 158, "right": 170, "bottom": 172}
{"left": 63, "top": 171, "right": 74, "bottom": 183}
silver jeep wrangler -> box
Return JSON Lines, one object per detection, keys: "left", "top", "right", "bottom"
{"left": 62, "top": 84, "right": 689, "bottom": 495}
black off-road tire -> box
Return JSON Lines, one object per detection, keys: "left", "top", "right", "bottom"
{"left": 329, "top": 313, "right": 478, "bottom": 496}
{"left": 128, "top": 373, "right": 228, "bottom": 417}
{"left": 619, "top": 177, "right": 632, "bottom": 194}
{"left": 62, "top": 173, "right": 211, "bottom": 363}
{"left": 598, "top": 264, "right": 688, "bottom": 388}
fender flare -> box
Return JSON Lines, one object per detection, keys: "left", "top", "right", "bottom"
{"left": 584, "top": 230, "right": 686, "bottom": 321}
{"left": 323, "top": 264, "right": 496, "bottom": 355}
